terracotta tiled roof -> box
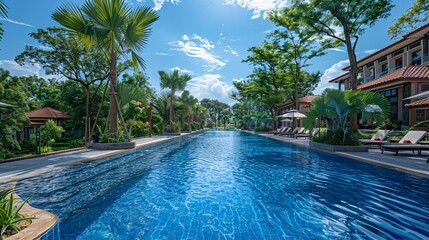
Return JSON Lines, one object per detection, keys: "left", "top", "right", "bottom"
{"left": 405, "top": 97, "right": 429, "bottom": 109}
{"left": 26, "top": 107, "right": 71, "bottom": 119}
{"left": 299, "top": 95, "right": 320, "bottom": 103}
{"left": 358, "top": 66, "right": 429, "bottom": 90}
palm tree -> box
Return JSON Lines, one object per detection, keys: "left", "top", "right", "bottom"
{"left": 303, "top": 89, "right": 391, "bottom": 144}
{"left": 52, "top": 0, "right": 159, "bottom": 135}
{"left": 177, "top": 90, "right": 198, "bottom": 130}
{"left": 158, "top": 69, "right": 192, "bottom": 126}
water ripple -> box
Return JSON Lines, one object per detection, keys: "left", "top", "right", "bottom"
{"left": 15, "top": 131, "right": 429, "bottom": 239}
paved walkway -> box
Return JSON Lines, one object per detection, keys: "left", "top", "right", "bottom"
{"left": 0, "top": 134, "right": 185, "bottom": 183}
{"left": 258, "top": 133, "right": 429, "bottom": 178}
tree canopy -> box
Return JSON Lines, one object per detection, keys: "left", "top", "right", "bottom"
{"left": 388, "top": 0, "right": 429, "bottom": 39}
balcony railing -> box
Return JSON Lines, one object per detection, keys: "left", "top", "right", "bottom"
{"left": 423, "top": 53, "right": 429, "bottom": 64}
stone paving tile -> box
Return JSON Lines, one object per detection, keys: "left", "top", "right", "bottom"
{"left": 0, "top": 134, "right": 184, "bottom": 183}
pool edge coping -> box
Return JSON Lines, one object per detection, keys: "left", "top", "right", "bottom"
{"left": 0, "top": 131, "right": 204, "bottom": 184}
{"left": 252, "top": 131, "right": 429, "bottom": 179}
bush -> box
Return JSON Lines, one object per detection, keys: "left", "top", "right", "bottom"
{"left": 182, "top": 122, "right": 191, "bottom": 132}
{"left": 164, "top": 121, "right": 181, "bottom": 133}
{"left": 255, "top": 126, "right": 271, "bottom": 132}
{"left": 313, "top": 129, "right": 360, "bottom": 146}
{"left": 99, "top": 132, "right": 129, "bottom": 143}
{"left": 69, "top": 139, "right": 85, "bottom": 148}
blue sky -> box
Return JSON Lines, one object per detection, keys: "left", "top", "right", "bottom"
{"left": 0, "top": 0, "right": 414, "bottom": 105}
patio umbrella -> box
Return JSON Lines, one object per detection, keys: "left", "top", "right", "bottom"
{"left": 279, "top": 109, "right": 306, "bottom": 129}
{"left": 279, "top": 109, "right": 307, "bottom": 119}
{"left": 403, "top": 90, "right": 429, "bottom": 100}
{"left": 0, "top": 101, "right": 15, "bottom": 107}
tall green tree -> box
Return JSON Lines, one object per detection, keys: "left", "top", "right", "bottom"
{"left": 280, "top": 0, "right": 394, "bottom": 91}
{"left": 158, "top": 69, "right": 192, "bottom": 126}
{"left": 388, "top": 0, "right": 429, "bottom": 39}
{"left": 0, "top": 69, "right": 29, "bottom": 159}
{"left": 16, "top": 27, "right": 109, "bottom": 143}
{"left": 268, "top": 11, "right": 326, "bottom": 109}
{"left": 52, "top": 0, "right": 159, "bottom": 135}
{"left": 242, "top": 41, "right": 290, "bottom": 130}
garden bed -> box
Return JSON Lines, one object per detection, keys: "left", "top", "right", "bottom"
{"left": 4, "top": 193, "right": 58, "bottom": 240}
{"left": 310, "top": 141, "right": 369, "bottom": 152}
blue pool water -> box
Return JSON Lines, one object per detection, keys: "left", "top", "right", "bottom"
{"left": 15, "top": 131, "right": 429, "bottom": 239}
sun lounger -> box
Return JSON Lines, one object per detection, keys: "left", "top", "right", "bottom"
{"left": 274, "top": 127, "right": 290, "bottom": 135}
{"left": 282, "top": 127, "right": 304, "bottom": 137}
{"left": 381, "top": 131, "right": 427, "bottom": 156}
{"left": 381, "top": 144, "right": 429, "bottom": 156}
{"left": 272, "top": 127, "right": 285, "bottom": 135}
{"left": 360, "top": 130, "right": 391, "bottom": 147}
{"left": 295, "top": 128, "right": 320, "bottom": 139}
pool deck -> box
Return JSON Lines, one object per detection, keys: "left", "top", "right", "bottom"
{"left": 0, "top": 133, "right": 191, "bottom": 184}
{"left": 256, "top": 132, "right": 429, "bottom": 178}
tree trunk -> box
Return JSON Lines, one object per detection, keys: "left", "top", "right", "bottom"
{"left": 109, "top": 49, "right": 118, "bottom": 134}
{"left": 294, "top": 67, "right": 300, "bottom": 130}
{"left": 85, "top": 85, "right": 90, "bottom": 144}
{"left": 344, "top": 24, "right": 359, "bottom": 130}
{"left": 169, "top": 91, "right": 173, "bottom": 126}
{"left": 271, "top": 108, "right": 277, "bottom": 131}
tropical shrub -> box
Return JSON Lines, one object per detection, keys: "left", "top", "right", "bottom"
{"left": 30, "top": 120, "right": 64, "bottom": 148}
{"left": 164, "top": 121, "right": 181, "bottom": 133}
{"left": 0, "top": 189, "right": 34, "bottom": 238}
{"left": 99, "top": 132, "right": 129, "bottom": 143}
{"left": 304, "top": 89, "right": 390, "bottom": 145}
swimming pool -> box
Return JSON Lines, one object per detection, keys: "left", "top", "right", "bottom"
{"left": 16, "top": 131, "right": 429, "bottom": 239}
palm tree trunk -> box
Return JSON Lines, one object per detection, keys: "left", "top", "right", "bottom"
{"left": 109, "top": 48, "right": 118, "bottom": 134}
{"left": 169, "top": 91, "right": 173, "bottom": 126}
{"left": 148, "top": 104, "right": 153, "bottom": 137}
{"left": 85, "top": 85, "right": 90, "bottom": 144}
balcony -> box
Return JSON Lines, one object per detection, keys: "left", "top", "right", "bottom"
{"left": 423, "top": 53, "right": 429, "bottom": 64}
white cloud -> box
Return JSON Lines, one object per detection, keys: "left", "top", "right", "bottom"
{"left": 224, "top": 46, "right": 239, "bottom": 57}
{"left": 0, "top": 17, "right": 33, "bottom": 27}
{"left": 364, "top": 49, "right": 379, "bottom": 54}
{"left": 170, "top": 66, "right": 195, "bottom": 75}
{"left": 328, "top": 48, "right": 346, "bottom": 53}
{"left": 187, "top": 74, "right": 234, "bottom": 103}
{"left": 0, "top": 60, "right": 61, "bottom": 79}
{"left": 170, "top": 34, "right": 226, "bottom": 72}
{"left": 224, "top": 0, "right": 289, "bottom": 19}
{"left": 314, "top": 60, "right": 349, "bottom": 94}
{"left": 152, "top": 0, "right": 180, "bottom": 11}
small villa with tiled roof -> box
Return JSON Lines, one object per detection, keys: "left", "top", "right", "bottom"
{"left": 276, "top": 95, "right": 320, "bottom": 128}
{"left": 329, "top": 23, "right": 429, "bottom": 128}
{"left": 22, "top": 107, "right": 71, "bottom": 139}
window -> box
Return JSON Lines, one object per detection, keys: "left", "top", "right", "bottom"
{"left": 379, "top": 88, "right": 399, "bottom": 120}
{"left": 412, "top": 50, "right": 422, "bottom": 65}
{"left": 395, "top": 58, "right": 403, "bottom": 69}
{"left": 416, "top": 109, "right": 426, "bottom": 122}
{"left": 368, "top": 68, "right": 375, "bottom": 80}
{"left": 381, "top": 63, "right": 388, "bottom": 75}
{"left": 421, "top": 85, "right": 429, "bottom": 92}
